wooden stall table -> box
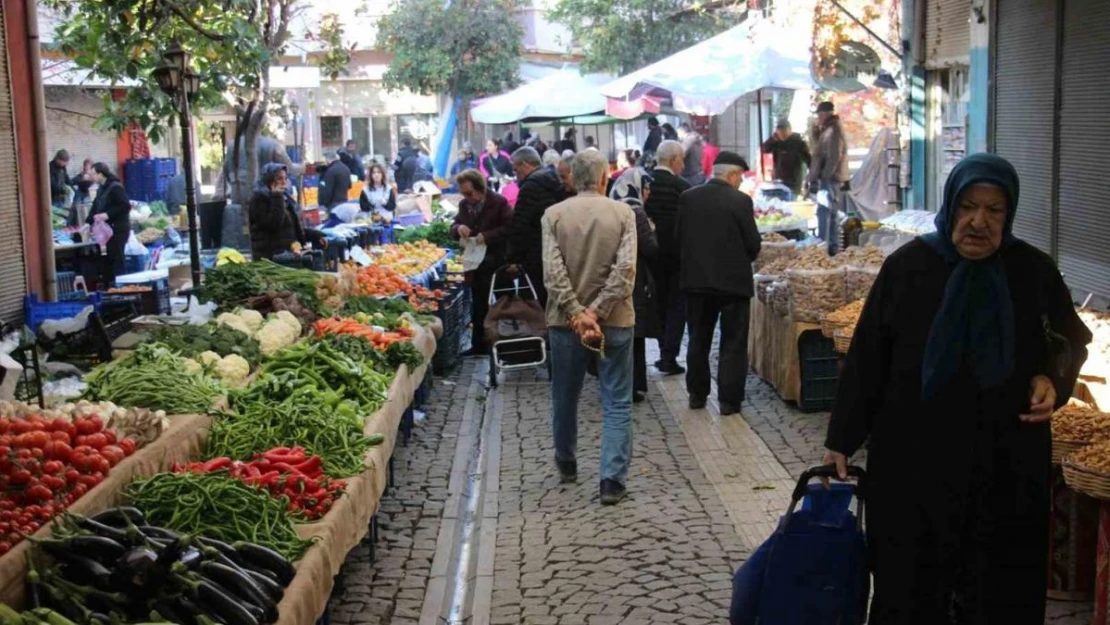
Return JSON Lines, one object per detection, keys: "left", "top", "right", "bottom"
{"left": 748, "top": 297, "right": 820, "bottom": 403}
{"left": 0, "top": 414, "right": 211, "bottom": 608}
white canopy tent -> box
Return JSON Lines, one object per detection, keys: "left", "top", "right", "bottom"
{"left": 470, "top": 69, "right": 612, "bottom": 124}
{"left": 599, "top": 19, "right": 815, "bottom": 116}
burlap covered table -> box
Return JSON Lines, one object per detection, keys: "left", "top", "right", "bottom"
{"left": 0, "top": 413, "right": 211, "bottom": 608}
{"left": 748, "top": 297, "right": 820, "bottom": 403}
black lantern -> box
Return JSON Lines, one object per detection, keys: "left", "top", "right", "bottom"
{"left": 151, "top": 42, "right": 203, "bottom": 289}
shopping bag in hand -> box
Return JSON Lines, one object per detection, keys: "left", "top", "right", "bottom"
{"left": 461, "top": 239, "right": 487, "bottom": 272}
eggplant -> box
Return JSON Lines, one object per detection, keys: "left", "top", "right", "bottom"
{"left": 27, "top": 570, "right": 43, "bottom": 609}
{"left": 177, "top": 546, "right": 203, "bottom": 570}
{"left": 75, "top": 518, "right": 131, "bottom": 544}
{"left": 198, "top": 562, "right": 277, "bottom": 622}
{"left": 139, "top": 526, "right": 183, "bottom": 542}
{"left": 195, "top": 537, "right": 241, "bottom": 565}
{"left": 110, "top": 547, "right": 160, "bottom": 591}
{"left": 243, "top": 569, "right": 284, "bottom": 604}
{"left": 195, "top": 579, "right": 261, "bottom": 625}
{"left": 37, "top": 536, "right": 126, "bottom": 565}
{"left": 90, "top": 507, "right": 146, "bottom": 528}
{"left": 238, "top": 560, "right": 281, "bottom": 586}
{"left": 231, "top": 543, "right": 294, "bottom": 586}
{"left": 50, "top": 552, "right": 114, "bottom": 589}
{"left": 171, "top": 597, "right": 203, "bottom": 625}
{"left": 88, "top": 614, "right": 111, "bottom": 625}
{"left": 150, "top": 600, "right": 193, "bottom": 625}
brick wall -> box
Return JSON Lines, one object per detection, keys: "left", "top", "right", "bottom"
{"left": 43, "top": 86, "right": 118, "bottom": 168}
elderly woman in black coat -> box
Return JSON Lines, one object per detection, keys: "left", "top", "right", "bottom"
{"left": 610, "top": 167, "right": 661, "bottom": 402}
{"left": 823, "top": 154, "right": 1092, "bottom": 624}
{"left": 249, "top": 163, "right": 325, "bottom": 260}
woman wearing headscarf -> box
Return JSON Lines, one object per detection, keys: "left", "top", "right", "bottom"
{"left": 610, "top": 167, "right": 661, "bottom": 402}
{"left": 249, "top": 163, "right": 325, "bottom": 260}
{"left": 822, "top": 154, "right": 1092, "bottom": 624}
{"left": 85, "top": 162, "right": 130, "bottom": 283}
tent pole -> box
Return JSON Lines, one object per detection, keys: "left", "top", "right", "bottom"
{"left": 756, "top": 89, "right": 765, "bottom": 180}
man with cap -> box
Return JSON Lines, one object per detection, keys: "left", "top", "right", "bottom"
{"left": 762, "top": 119, "right": 811, "bottom": 196}
{"left": 676, "top": 151, "right": 761, "bottom": 416}
{"left": 317, "top": 150, "right": 352, "bottom": 209}
{"left": 806, "top": 101, "right": 850, "bottom": 254}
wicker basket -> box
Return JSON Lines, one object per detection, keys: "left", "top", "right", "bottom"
{"left": 822, "top": 318, "right": 850, "bottom": 339}
{"left": 1053, "top": 438, "right": 1089, "bottom": 465}
{"left": 1062, "top": 459, "right": 1110, "bottom": 500}
{"left": 833, "top": 329, "right": 853, "bottom": 353}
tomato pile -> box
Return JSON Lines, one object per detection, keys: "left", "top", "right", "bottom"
{"left": 173, "top": 447, "right": 345, "bottom": 521}
{"left": 0, "top": 413, "right": 139, "bottom": 555}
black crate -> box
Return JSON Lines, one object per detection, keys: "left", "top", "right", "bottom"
{"left": 36, "top": 312, "right": 114, "bottom": 369}
{"left": 103, "top": 279, "right": 171, "bottom": 316}
{"left": 100, "top": 300, "right": 140, "bottom": 340}
{"left": 797, "top": 329, "right": 839, "bottom": 412}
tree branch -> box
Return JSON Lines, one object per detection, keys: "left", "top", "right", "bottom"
{"left": 45, "top": 105, "right": 100, "bottom": 120}
{"left": 162, "top": 0, "right": 229, "bottom": 40}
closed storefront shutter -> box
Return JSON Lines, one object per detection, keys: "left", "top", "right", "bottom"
{"left": 0, "top": 3, "right": 29, "bottom": 323}
{"left": 925, "top": 0, "right": 971, "bottom": 67}
{"left": 993, "top": 0, "right": 1056, "bottom": 254}
{"left": 1056, "top": 0, "right": 1110, "bottom": 297}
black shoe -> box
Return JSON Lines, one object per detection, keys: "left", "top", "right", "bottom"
{"left": 556, "top": 460, "right": 577, "bottom": 484}
{"left": 719, "top": 402, "right": 741, "bottom": 416}
{"left": 633, "top": 390, "right": 646, "bottom": 403}
{"left": 689, "top": 397, "right": 707, "bottom": 410}
{"left": 656, "top": 360, "right": 685, "bottom": 375}
{"left": 599, "top": 479, "right": 626, "bottom": 505}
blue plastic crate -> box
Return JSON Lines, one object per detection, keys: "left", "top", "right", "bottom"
{"left": 123, "top": 253, "right": 150, "bottom": 275}
{"left": 24, "top": 293, "right": 103, "bottom": 332}
{"left": 303, "top": 175, "right": 320, "bottom": 188}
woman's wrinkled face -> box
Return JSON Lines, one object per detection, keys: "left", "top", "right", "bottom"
{"left": 951, "top": 182, "right": 1008, "bottom": 260}
{"left": 270, "top": 170, "right": 288, "bottom": 192}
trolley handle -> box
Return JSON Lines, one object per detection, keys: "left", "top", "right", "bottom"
{"left": 792, "top": 464, "right": 865, "bottom": 503}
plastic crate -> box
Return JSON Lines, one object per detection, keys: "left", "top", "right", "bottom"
{"left": 24, "top": 293, "right": 103, "bottom": 333}
{"left": 797, "top": 329, "right": 840, "bottom": 412}
{"left": 100, "top": 300, "right": 140, "bottom": 340}
{"left": 36, "top": 311, "right": 113, "bottom": 368}
{"left": 103, "top": 280, "right": 170, "bottom": 316}
{"left": 123, "top": 253, "right": 150, "bottom": 275}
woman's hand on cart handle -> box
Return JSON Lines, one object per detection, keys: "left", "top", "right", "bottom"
{"left": 821, "top": 449, "right": 849, "bottom": 486}
{"left": 1020, "top": 374, "right": 1056, "bottom": 424}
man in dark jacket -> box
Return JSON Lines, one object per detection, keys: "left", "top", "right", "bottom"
{"left": 339, "top": 140, "right": 365, "bottom": 181}
{"left": 641, "top": 117, "right": 663, "bottom": 163}
{"left": 644, "top": 140, "right": 691, "bottom": 375}
{"left": 317, "top": 151, "right": 352, "bottom": 209}
{"left": 761, "top": 119, "right": 811, "bottom": 196}
{"left": 452, "top": 169, "right": 514, "bottom": 355}
{"left": 393, "top": 137, "right": 420, "bottom": 192}
{"left": 49, "top": 150, "right": 73, "bottom": 206}
{"left": 806, "top": 102, "right": 851, "bottom": 254}
{"left": 506, "top": 146, "right": 567, "bottom": 308}
{"left": 677, "top": 152, "right": 761, "bottom": 415}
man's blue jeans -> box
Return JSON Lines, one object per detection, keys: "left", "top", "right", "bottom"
{"left": 549, "top": 325, "right": 634, "bottom": 485}
{"left": 816, "top": 181, "right": 843, "bottom": 255}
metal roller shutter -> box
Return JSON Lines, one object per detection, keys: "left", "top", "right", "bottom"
{"left": 0, "top": 3, "right": 29, "bottom": 323}
{"left": 993, "top": 0, "right": 1056, "bottom": 255}
{"left": 1056, "top": 0, "right": 1110, "bottom": 298}
{"left": 925, "top": 0, "right": 971, "bottom": 67}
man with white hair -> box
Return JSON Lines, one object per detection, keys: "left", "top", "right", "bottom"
{"left": 542, "top": 149, "right": 561, "bottom": 169}
{"left": 676, "top": 151, "right": 761, "bottom": 415}
{"left": 644, "top": 140, "right": 691, "bottom": 375}
{"left": 541, "top": 149, "right": 638, "bottom": 505}
{"left": 507, "top": 146, "right": 566, "bottom": 307}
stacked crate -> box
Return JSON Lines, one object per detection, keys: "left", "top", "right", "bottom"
{"left": 123, "top": 158, "right": 177, "bottom": 202}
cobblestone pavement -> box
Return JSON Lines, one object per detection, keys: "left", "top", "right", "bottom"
{"left": 325, "top": 362, "right": 474, "bottom": 625}
{"left": 492, "top": 370, "right": 749, "bottom": 625}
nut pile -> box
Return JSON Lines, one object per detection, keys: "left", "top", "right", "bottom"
{"left": 826, "top": 299, "right": 866, "bottom": 327}
{"left": 762, "top": 232, "right": 788, "bottom": 243}
{"left": 771, "top": 281, "right": 791, "bottom": 314}
{"left": 1053, "top": 403, "right": 1110, "bottom": 443}
{"left": 846, "top": 266, "right": 881, "bottom": 301}
{"left": 788, "top": 267, "right": 847, "bottom": 323}
{"left": 834, "top": 245, "right": 886, "bottom": 267}
{"left": 1069, "top": 438, "right": 1110, "bottom": 474}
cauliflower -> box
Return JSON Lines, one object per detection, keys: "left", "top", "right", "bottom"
{"left": 216, "top": 312, "right": 253, "bottom": 336}
{"left": 273, "top": 310, "right": 302, "bottom": 337}
{"left": 215, "top": 354, "right": 251, "bottom": 388}
{"left": 198, "top": 351, "right": 222, "bottom": 367}
{"left": 257, "top": 319, "right": 297, "bottom": 356}
{"left": 235, "top": 308, "right": 265, "bottom": 333}
{"left": 182, "top": 359, "right": 203, "bottom": 374}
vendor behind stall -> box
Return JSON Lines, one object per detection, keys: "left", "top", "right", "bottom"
{"left": 360, "top": 163, "right": 396, "bottom": 219}
{"left": 85, "top": 162, "right": 130, "bottom": 283}
{"left": 249, "top": 164, "right": 326, "bottom": 260}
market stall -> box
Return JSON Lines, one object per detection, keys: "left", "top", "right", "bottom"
{"left": 0, "top": 243, "right": 454, "bottom": 625}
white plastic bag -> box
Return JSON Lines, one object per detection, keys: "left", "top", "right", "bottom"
{"left": 461, "top": 239, "right": 487, "bottom": 272}
{"left": 125, "top": 231, "right": 147, "bottom": 255}
{"left": 186, "top": 296, "right": 218, "bottom": 325}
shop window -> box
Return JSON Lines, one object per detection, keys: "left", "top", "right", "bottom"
{"left": 320, "top": 116, "right": 343, "bottom": 150}
{"left": 372, "top": 117, "right": 392, "bottom": 160}
{"left": 350, "top": 118, "right": 371, "bottom": 155}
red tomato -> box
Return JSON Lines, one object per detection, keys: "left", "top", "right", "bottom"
{"left": 75, "top": 417, "right": 102, "bottom": 436}
{"left": 0, "top": 445, "right": 10, "bottom": 457}
{"left": 8, "top": 470, "right": 31, "bottom": 486}
{"left": 99, "top": 446, "right": 125, "bottom": 467}
{"left": 42, "top": 441, "right": 72, "bottom": 463}
{"left": 118, "top": 439, "right": 137, "bottom": 456}
{"left": 15, "top": 449, "right": 31, "bottom": 459}
{"left": 23, "top": 431, "right": 50, "bottom": 449}
{"left": 41, "top": 476, "right": 66, "bottom": 491}
{"left": 11, "top": 420, "right": 33, "bottom": 435}
{"left": 47, "top": 418, "right": 69, "bottom": 433}
{"left": 49, "top": 431, "right": 70, "bottom": 443}
{"left": 64, "top": 469, "right": 80, "bottom": 484}
{"left": 0, "top": 541, "right": 10, "bottom": 555}
{"left": 74, "top": 435, "right": 87, "bottom": 447}
{"left": 102, "top": 430, "right": 117, "bottom": 445}
{"left": 0, "top": 435, "right": 10, "bottom": 447}
{"left": 71, "top": 483, "right": 88, "bottom": 498}
{"left": 84, "top": 434, "right": 108, "bottom": 450}
{"left": 77, "top": 473, "right": 103, "bottom": 488}
{"left": 72, "top": 445, "right": 94, "bottom": 456}
{"left": 42, "top": 460, "right": 63, "bottom": 474}
{"left": 0, "top": 418, "right": 9, "bottom": 434}
{"left": 93, "top": 456, "right": 111, "bottom": 475}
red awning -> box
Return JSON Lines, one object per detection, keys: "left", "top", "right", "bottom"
{"left": 604, "top": 95, "right": 663, "bottom": 120}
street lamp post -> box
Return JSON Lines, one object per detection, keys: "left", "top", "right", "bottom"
{"left": 291, "top": 102, "right": 303, "bottom": 207}
{"left": 153, "top": 42, "right": 203, "bottom": 289}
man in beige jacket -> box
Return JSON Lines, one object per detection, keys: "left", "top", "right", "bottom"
{"left": 541, "top": 149, "right": 638, "bottom": 505}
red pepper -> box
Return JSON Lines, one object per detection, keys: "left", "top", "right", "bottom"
{"left": 263, "top": 447, "right": 306, "bottom": 464}
{"left": 290, "top": 456, "right": 323, "bottom": 478}
{"left": 203, "top": 457, "right": 233, "bottom": 472}
{"left": 270, "top": 462, "right": 304, "bottom": 476}
{"left": 246, "top": 465, "right": 262, "bottom": 478}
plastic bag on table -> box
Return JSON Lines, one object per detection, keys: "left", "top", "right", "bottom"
{"left": 186, "top": 296, "right": 218, "bottom": 325}
{"left": 125, "top": 231, "right": 147, "bottom": 255}
{"left": 461, "top": 239, "right": 487, "bottom": 272}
